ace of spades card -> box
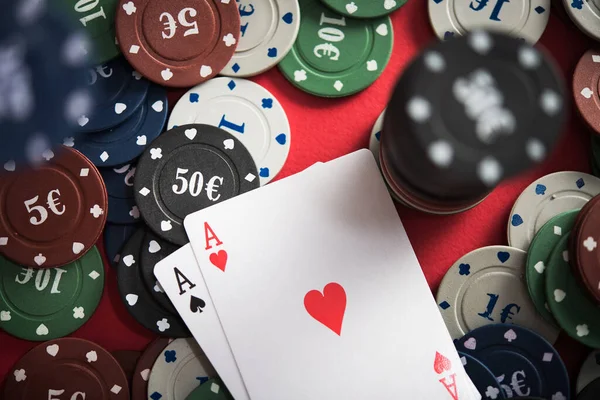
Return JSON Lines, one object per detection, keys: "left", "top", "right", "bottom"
{"left": 159, "top": 150, "right": 480, "bottom": 399}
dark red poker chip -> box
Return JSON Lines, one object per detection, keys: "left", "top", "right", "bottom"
{"left": 573, "top": 50, "right": 600, "bottom": 135}
{"left": 131, "top": 338, "right": 172, "bottom": 400}
{"left": 574, "top": 197, "right": 600, "bottom": 303}
{"left": 0, "top": 146, "right": 108, "bottom": 268}
{"left": 112, "top": 350, "right": 141, "bottom": 389}
{"left": 3, "top": 338, "right": 129, "bottom": 400}
{"left": 115, "top": 0, "right": 240, "bottom": 87}
{"left": 569, "top": 195, "right": 600, "bottom": 271}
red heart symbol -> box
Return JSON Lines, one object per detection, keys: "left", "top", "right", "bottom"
{"left": 209, "top": 250, "right": 228, "bottom": 272}
{"left": 303, "top": 282, "right": 346, "bottom": 336}
{"left": 433, "top": 352, "right": 452, "bottom": 375}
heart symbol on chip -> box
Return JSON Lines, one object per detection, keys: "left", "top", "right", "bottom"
{"left": 185, "top": 128, "right": 197, "bottom": 140}
{"left": 149, "top": 240, "right": 161, "bottom": 253}
{"left": 141, "top": 369, "right": 150, "bottom": 381}
{"left": 34, "top": 254, "right": 47, "bottom": 266}
{"left": 36, "top": 324, "right": 49, "bottom": 336}
{"left": 78, "top": 116, "right": 89, "bottom": 127}
{"left": 200, "top": 65, "right": 213, "bottom": 78}
{"left": 463, "top": 338, "right": 476, "bottom": 350}
{"left": 4, "top": 160, "right": 15, "bottom": 172}
{"left": 581, "top": 87, "right": 594, "bottom": 99}
{"left": 554, "top": 289, "right": 566, "bottom": 302}
{"left": 123, "top": 254, "right": 135, "bottom": 267}
{"left": 345, "top": 2, "right": 358, "bottom": 13}
{"left": 0, "top": 311, "right": 10, "bottom": 321}
{"left": 210, "top": 250, "right": 228, "bottom": 272}
{"left": 433, "top": 352, "right": 452, "bottom": 374}
{"left": 72, "top": 242, "right": 85, "bottom": 254}
{"left": 152, "top": 100, "right": 164, "bottom": 112}
{"left": 534, "top": 261, "right": 545, "bottom": 274}
{"left": 223, "top": 139, "right": 234, "bottom": 150}
{"left": 497, "top": 251, "right": 510, "bottom": 263}
{"left": 137, "top": 135, "right": 147, "bottom": 146}
{"left": 161, "top": 221, "right": 172, "bottom": 232}
{"left": 114, "top": 103, "right": 127, "bottom": 114}
{"left": 46, "top": 344, "right": 59, "bottom": 357}
{"left": 511, "top": 214, "right": 523, "bottom": 227}
{"left": 161, "top": 68, "right": 173, "bottom": 81}
{"left": 125, "top": 294, "right": 138, "bottom": 306}
{"left": 376, "top": 24, "right": 388, "bottom": 36}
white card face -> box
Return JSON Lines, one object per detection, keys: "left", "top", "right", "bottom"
{"left": 154, "top": 244, "right": 250, "bottom": 400}
{"left": 185, "top": 149, "right": 478, "bottom": 400}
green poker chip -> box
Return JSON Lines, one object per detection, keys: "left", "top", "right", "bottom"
{"left": 0, "top": 246, "right": 104, "bottom": 341}
{"left": 321, "top": 0, "right": 407, "bottom": 18}
{"left": 546, "top": 235, "right": 600, "bottom": 348}
{"left": 58, "top": 0, "right": 120, "bottom": 64}
{"left": 278, "top": 0, "right": 393, "bottom": 98}
{"left": 186, "top": 379, "right": 233, "bottom": 400}
{"left": 526, "top": 210, "right": 578, "bottom": 326}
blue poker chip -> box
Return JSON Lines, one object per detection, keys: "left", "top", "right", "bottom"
{"left": 455, "top": 324, "right": 569, "bottom": 399}
{"left": 458, "top": 352, "right": 505, "bottom": 400}
{"left": 101, "top": 163, "right": 139, "bottom": 224}
{"left": 103, "top": 222, "right": 139, "bottom": 268}
{"left": 72, "top": 83, "right": 167, "bottom": 166}
{"left": 77, "top": 56, "right": 150, "bottom": 133}
{"left": 0, "top": 0, "right": 94, "bottom": 166}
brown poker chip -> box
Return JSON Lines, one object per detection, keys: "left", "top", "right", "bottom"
{"left": 115, "top": 0, "right": 240, "bottom": 87}
{"left": 569, "top": 195, "right": 600, "bottom": 270}
{"left": 132, "top": 338, "right": 172, "bottom": 400}
{"left": 573, "top": 50, "right": 600, "bottom": 135}
{"left": 0, "top": 146, "right": 107, "bottom": 268}
{"left": 3, "top": 338, "right": 129, "bottom": 400}
{"left": 574, "top": 197, "right": 600, "bottom": 303}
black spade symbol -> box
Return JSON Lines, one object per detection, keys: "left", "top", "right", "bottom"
{"left": 190, "top": 295, "right": 206, "bottom": 314}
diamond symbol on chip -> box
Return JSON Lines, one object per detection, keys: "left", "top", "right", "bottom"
{"left": 89, "top": 270, "right": 100, "bottom": 280}
{"left": 593, "top": 54, "right": 600, "bottom": 63}
{"left": 0, "top": 237, "right": 7, "bottom": 246}
{"left": 100, "top": 151, "right": 109, "bottom": 162}
{"left": 584, "top": 236, "right": 597, "bottom": 252}
{"left": 130, "top": 45, "right": 140, "bottom": 54}
{"left": 80, "top": 168, "right": 89, "bottom": 177}
{"left": 111, "top": 385, "right": 123, "bottom": 395}
{"left": 333, "top": 80, "right": 343, "bottom": 91}
{"left": 139, "top": 187, "right": 150, "bottom": 196}
{"left": 245, "top": 173, "right": 256, "bottom": 182}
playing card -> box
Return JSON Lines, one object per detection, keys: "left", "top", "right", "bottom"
{"left": 154, "top": 244, "right": 250, "bottom": 400}
{"left": 184, "top": 149, "right": 479, "bottom": 400}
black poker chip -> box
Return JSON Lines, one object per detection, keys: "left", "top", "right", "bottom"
{"left": 134, "top": 124, "right": 259, "bottom": 245}
{"left": 116, "top": 227, "right": 189, "bottom": 337}
{"left": 140, "top": 230, "right": 179, "bottom": 314}
{"left": 383, "top": 31, "right": 566, "bottom": 201}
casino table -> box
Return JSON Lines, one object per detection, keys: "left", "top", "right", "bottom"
{"left": 0, "top": 0, "right": 595, "bottom": 386}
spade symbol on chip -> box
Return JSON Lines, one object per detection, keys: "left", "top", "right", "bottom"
{"left": 190, "top": 295, "right": 206, "bottom": 314}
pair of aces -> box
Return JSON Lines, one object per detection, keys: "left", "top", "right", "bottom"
{"left": 155, "top": 150, "right": 482, "bottom": 400}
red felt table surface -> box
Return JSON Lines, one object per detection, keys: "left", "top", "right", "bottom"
{"left": 0, "top": 0, "right": 595, "bottom": 388}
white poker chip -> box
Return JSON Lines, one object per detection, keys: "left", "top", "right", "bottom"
{"left": 508, "top": 171, "right": 600, "bottom": 251}
{"left": 168, "top": 77, "right": 291, "bottom": 185}
{"left": 436, "top": 245, "right": 559, "bottom": 344}
{"left": 219, "top": 0, "right": 301, "bottom": 77}
{"left": 369, "top": 109, "right": 385, "bottom": 167}
{"left": 562, "top": 0, "right": 600, "bottom": 42}
{"left": 577, "top": 350, "right": 600, "bottom": 394}
{"left": 147, "top": 338, "right": 216, "bottom": 400}
{"left": 428, "top": 0, "right": 550, "bottom": 43}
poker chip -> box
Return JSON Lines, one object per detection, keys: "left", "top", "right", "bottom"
{"left": 115, "top": 0, "right": 240, "bottom": 87}
{"left": 546, "top": 235, "right": 600, "bottom": 348}
{"left": 562, "top": 0, "right": 600, "bottom": 42}
{"left": 111, "top": 350, "right": 141, "bottom": 387}
{"left": 116, "top": 228, "right": 190, "bottom": 337}
{"left": 525, "top": 209, "right": 578, "bottom": 326}
{"left": 577, "top": 350, "right": 600, "bottom": 394}
{"left": 456, "top": 324, "right": 569, "bottom": 400}
{"left": 220, "top": 0, "right": 300, "bottom": 77}
{"left": 0, "top": 246, "right": 104, "bottom": 341}
{"left": 428, "top": 0, "right": 550, "bottom": 43}
{"left": 134, "top": 124, "right": 259, "bottom": 245}
{"left": 3, "top": 338, "right": 129, "bottom": 400}
{"left": 369, "top": 110, "right": 385, "bottom": 167}
{"left": 508, "top": 172, "right": 600, "bottom": 251}
{"left": 101, "top": 163, "right": 140, "bottom": 224}
{"left": 574, "top": 198, "right": 600, "bottom": 303}
{"left": 573, "top": 51, "right": 600, "bottom": 135}
{"left": 321, "top": 0, "right": 407, "bottom": 18}
{"left": 0, "top": 146, "right": 108, "bottom": 268}
{"left": 437, "top": 245, "right": 559, "bottom": 343}
{"left": 186, "top": 378, "right": 233, "bottom": 400}
{"left": 278, "top": 0, "right": 393, "bottom": 98}
{"left": 58, "top": 0, "right": 120, "bottom": 64}
{"left": 167, "top": 78, "right": 290, "bottom": 185}
{"left": 73, "top": 83, "right": 168, "bottom": 167}
{"left": 0, "top": 1, "right": 94, "bottom": 166}
{"left": 147, "top": 338, "right": 217, "bottom": 400}
{"left": 140, "top": 230, "right": 179, "bottom": 314}
{"left": 131, "top": 338, "right": 172, "bottom": 400}
{"left": 78, "top": 57, "right": 149, "bottom": 133}
{"left": 381, "top": 31, "right": 566, "bottom": 203}
{"left": 458, "top": 352, "right": 503, "bottom": 400}
{"left": 578, "top": 377, "right": 600, "bottom": 400}
{"left": 103, "top": 222, "right": 139, "bottom": 268}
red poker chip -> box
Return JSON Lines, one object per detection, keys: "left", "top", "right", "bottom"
{"left": 0, "top": 146, "right": 108, "bottom": 268}
{"left": 573, "top": 50, "right": 600, "bottom": 135}
{"left": 569, "top": 195, "right": 600, "bottom": 270}
{"left": 131, "top": 338, "right": 172, "bottom": 400}
{"left": 115, "top": 0, "right": 240, "bottom": 88}
{"left": 3, "top": 338, "right": 129, "bottom": 400}
{"left": 574, "top": 197, "right": 600, "bottom": 303}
